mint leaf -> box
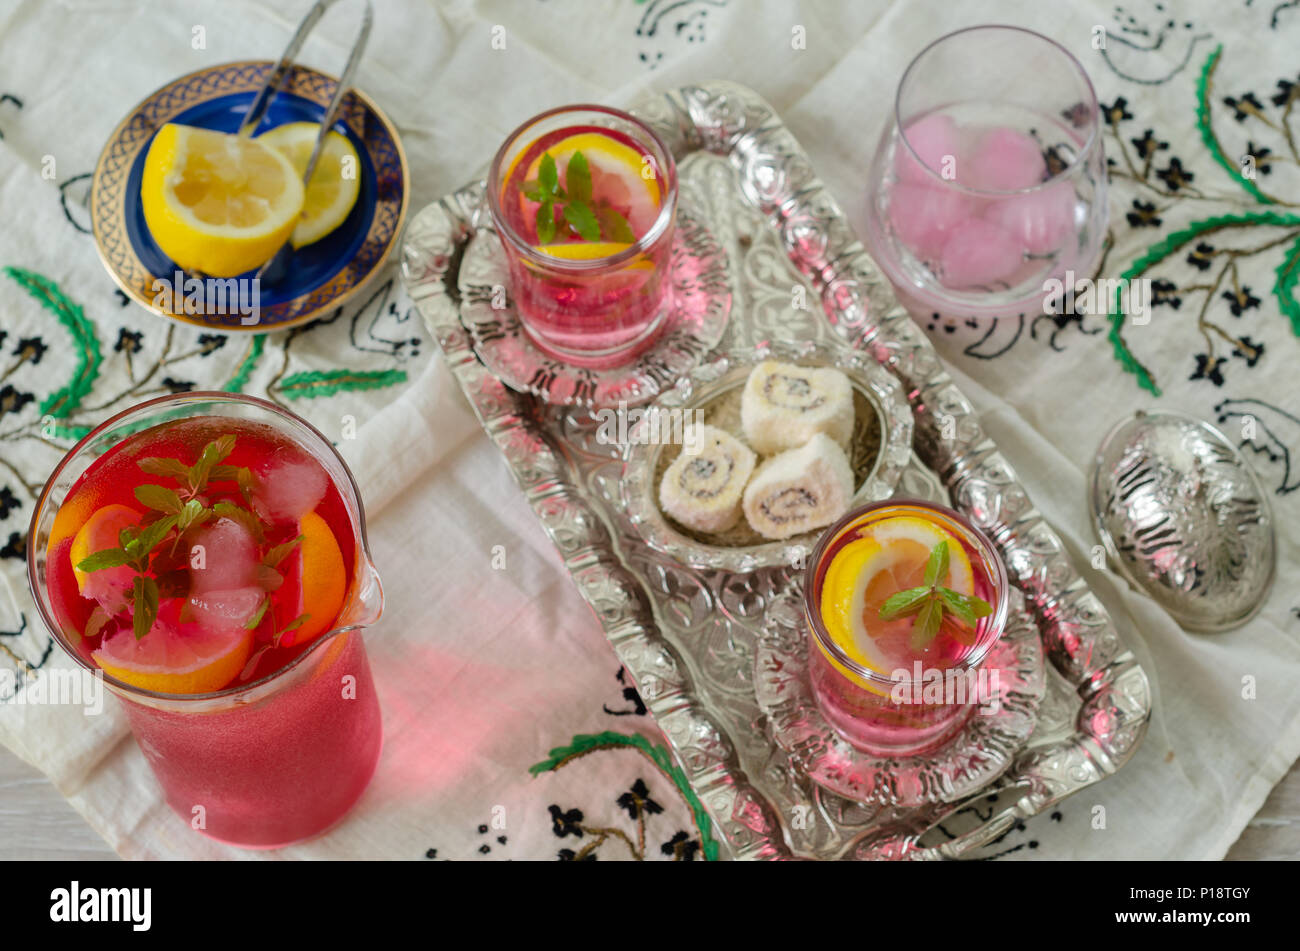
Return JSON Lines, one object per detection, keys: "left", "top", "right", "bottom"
{"left": 134, "top": 483, "right": 183, "bottom": 515}
{"left": 132, "top": 576, "right": 159, "bottom": 641}
{"left": 910, "top": 596, "right": 943, "bottom": 650}
{"left": 262, "top": 534, "right": 304, "bottom": 569}
{"left": 132, "top": 514, "right": 178, "bottom": 562}
{"left": 84, "top": 606, "right": 112, "bottom": 640}
{"left": 244, "top": 596, "right": 270, "bottom": 631}
{"left": 877, "top": 586, "right": 932, "bottom": 621}
{"left": 939, "top": 588, "right": 993, "bottom": 626}
{"left": 176, "top": 498, "right": 205, "bottom": 531}
{"left": 566, "top": 150, "right": 592, "bottom": 204}
{"left": 536, "top": 200, "right": 556, "bottom": 244}
{"left": 255, "top": 564, "right": 284, "bottom": 591}
{"left": 924, "top": 540, "right": 949, "bottom": 588}
{"left": 137, "top": 457, "right": 190, "bottom": 480}
{"left": 563, "top": 199, "right": 600, "bottom": 242}
{"left": 75, "top": 548, "right": 131, "bottom": 573}
{"left": 522, "top": 180, "right": 547, "bottom": 202}
{"left": 598, "top": 206, "right": 636, "bottom": 243}
{"left": 539, "top": 153, "right": 558, "bottom": 195}
{"left": 212, "top": 501, "right": 265, "bottom": 544}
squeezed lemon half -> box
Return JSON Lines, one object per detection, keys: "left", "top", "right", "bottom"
{"left": 141, "top": 123, "right": 305, "bottom": 277}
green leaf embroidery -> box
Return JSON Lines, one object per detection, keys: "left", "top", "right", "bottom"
{"left": 276, "top": 369, "right": 408, "bottom": 401}
{"left": 529, "top": 731, "right": 720, "bottom": 862}
{"left": 222, "top": 334, "right": 265, "bottom": 393}
{"left": 2, "top": 267, "right": 101, "bottom": 423}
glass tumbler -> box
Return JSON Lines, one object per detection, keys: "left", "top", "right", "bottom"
{"left": 488, "top": 104, "right": 678, "bottom": 368}
{"left": 863, "top": 25, "right": 1107, "bottom": 320}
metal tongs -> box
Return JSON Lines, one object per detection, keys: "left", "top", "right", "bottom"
{"left": 238, "top": 0, "right": 374, "bottom": 282}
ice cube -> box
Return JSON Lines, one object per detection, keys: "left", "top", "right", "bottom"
{"left": 189, "top": 587, "right": 265, "bottom": 634}
{"left": 894, "top": 114, "right": 960, "bottom": 186}
{"left": 888, "top": 182, "right": 979, "bottom": 261}
{"left": 81, "top": 566, "right": 135, "bottom": 615}
{"left": 938, "top": 219, "right": 1025, "bottom": 289}
{"left": 190, "top": 517, "right": 259, "bottom": 593}
{"left": 252, "top": 450, "right": 328, "bottom": 524}
{"left": 983, "top": 182, "right": 1077, "bottom": 255}
{"left": 964, "top": 127, "right": 1048, "bottom": 192}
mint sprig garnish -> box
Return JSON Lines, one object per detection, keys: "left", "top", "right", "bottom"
{"left": 877, "top": 540, "right": 993, "bottom": 650}
{"left": 74, "top": 434, "right": 279, "bottom": 641}
{"left": 521, "top": 149, "right": 638, "bottom": 245}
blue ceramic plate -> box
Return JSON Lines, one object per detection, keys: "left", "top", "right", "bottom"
{"left": 91, "top": 60, "right": 408, "bottom": 331}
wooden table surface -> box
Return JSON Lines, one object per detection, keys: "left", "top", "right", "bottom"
{"left": 0, "top": 746, "right": 1295, "bottom": 860}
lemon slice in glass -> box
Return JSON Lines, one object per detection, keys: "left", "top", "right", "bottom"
{"left": 257, "top": 121, "right": 362, "bottom": 249}
{"left": 140, "top": 123, "right": 305, "bottom": 277}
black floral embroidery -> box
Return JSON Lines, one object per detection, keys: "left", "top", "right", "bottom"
{"left": 1246, "top": 141, "right": 1275, "bottom": 175}
{"left": 1126, "top": 199, "right": 1162, "bottom": 228}
{"left": 0, "top": 486, "right": 19, "bottom": 520}
{"left": 616, "top": 779, "right": 664, "bottom": 821}
{"left": 196, "top": 334, "right": 227, "bottom": 356}
{"left": 1232, "top": 335, "right": 1265, "bottom": 366}
{"left": 11, "top": 336, "right": 47, "bottom": 366}
{"left": 114, "top": 328, "right": 143, "bottom": 354}
{"left": 1190, "top": 353, "right": 1226, "bottom": 386}
{"left": 1270, "top": 76, "right": 1299, "bottom": 107}
{"left": 0, "top": 384, "right": 34, "bottom": 419}
{"left": 1103, "top": 96, "right": 1134, "bottom": 126}
{"left": 603, "top": 666, "right": 647, "bottom": 716}
{"left": 1151, "top": 278, "right": 1182, "bottom": 308}
{"left": 1186, "top": 241, "right": 1215, "bottom": 271}
{"left": 1154, "top": 157, "right": 1194, "bottom": 191}
{"left": 1221, "top": 286, "right": 1261, "bottom": 316}
{"left": 160, "top": 377, "right": 195, "bottom": 394}
{"left": 558, "top": 848, "right": 597, "bottom": 861}
{"left": 1222, "top": 91, "right": 1266, "bottom": 122}
{"left": 549, "top": 805, "right": 584, "bottom": 839}
{"left": 0, "top": 531, "right": 25, "bottom": 560}
{"left": 1131, "top": 128, "right": 1168, "bottom": 160}
{"left": 660, "top": 831, "right": 700, "bottom": 861}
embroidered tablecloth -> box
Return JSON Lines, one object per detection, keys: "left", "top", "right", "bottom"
{"left": 0, "top": 0, "right": 1297, "bottom": 860}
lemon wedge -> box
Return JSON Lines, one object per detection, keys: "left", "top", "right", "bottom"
{"left": 140, "top": 123, "right": 305, "bottom": 277}
{"left": 257, "top": 122, "right": 361, "bottom": 249}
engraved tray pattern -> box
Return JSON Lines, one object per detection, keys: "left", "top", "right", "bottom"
{"left": 401, "top": 82, "right": 1152, "bottom": 860}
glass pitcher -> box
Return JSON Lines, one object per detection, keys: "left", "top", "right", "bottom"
{"left": 27, "top": 392, "right": 383, "bottom": 848}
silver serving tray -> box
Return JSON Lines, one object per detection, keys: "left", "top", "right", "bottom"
{"left": 401, "top": 81, "right": 1151, "bottom": 860}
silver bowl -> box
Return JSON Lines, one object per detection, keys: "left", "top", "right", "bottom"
{"left": 621, "top": 340, "right": 913, "bottom": 572}
{"left": 1089, "top": 410, "right": 1276, "bottom": 633}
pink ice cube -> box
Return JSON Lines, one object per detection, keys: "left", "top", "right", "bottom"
{"left": 189, "top": 517, "right": 259, "bottom": 594}
{"left": 964, "top": 127, "right": 1047, "bottom": 191}
{"left": 894, "top": 113, "right": 960, "bottom": 185}
{"left": 252, "top": 449, "right": 327, "bottom": 523}
{"left": 189, "top": 587, "right": 265, "bottom": 634}
{"left": 81, "top": 565, "right": 135, "bottom": 615}
{"left": 983, "top": 182, "right": 1077, "bottom": 255}
{"left": 888, "top": 182, "right": 979, "bottom": 260}
{"left": 938, "top": 219, "right": 1025, "bottom": 289}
